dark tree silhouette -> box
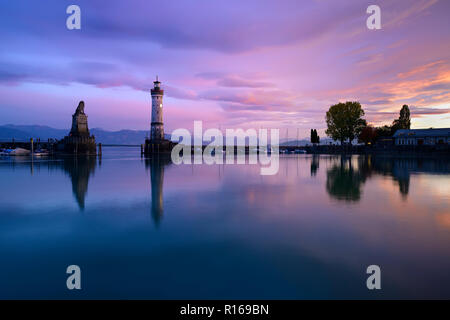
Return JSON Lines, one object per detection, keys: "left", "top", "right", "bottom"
{"left": 310, "top": 129, "right": 320, "bottom": 144}
{"left": 325, "top": 101, "right": 366, "bottom": 145}
{"left": 358, "top": 125, "right": 377, "bottom": 145}
{"left": 375, "top": 125, "right": 394, "bottom": 137}
{"left": 392, "top": 105, "right": 411, "bottom": 132}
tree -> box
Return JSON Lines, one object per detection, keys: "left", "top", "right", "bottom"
{"left": 375, "top": 125, "right": 393, "bottom": 137}
{"left": 310, "top": 129, "right": 320, "bottom": 145}
{"left": 392, "top": 105, "right": 411, "bottom": 132}
{"left": 358, "top": 125, "right": 377, "bottom": 145}
{"left": 325, "top": 101, "right": 367, "bottom": 145}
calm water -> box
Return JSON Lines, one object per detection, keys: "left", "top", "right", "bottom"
{"left": 0, "top": 147, "right": 449, "bottom": 299}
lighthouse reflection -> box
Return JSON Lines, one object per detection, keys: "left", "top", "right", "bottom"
{"left": 145, "top": 156, "right": 172, "bottom": 226}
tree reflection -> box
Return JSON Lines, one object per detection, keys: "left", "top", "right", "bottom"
{"left": 310, "top": 154, "right": 320, "bottom": 176}
{"left": 325, "top": 155, "right": 450, "bottom": 202}
{"left": 326, "top": 157, "right": 370, "bottom": 202}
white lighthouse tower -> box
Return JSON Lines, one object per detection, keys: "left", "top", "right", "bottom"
{"left": 150, "top": 76, "right": 164, "bottom": 141}
{"left": 144, "top": 76, "right": 173, "bottom": 154}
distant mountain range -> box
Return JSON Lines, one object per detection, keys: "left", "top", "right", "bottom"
{"left": 279, "top": 138, "right": 334, "bottom": 146}
{"left": 0, "top": 124, "right": 334, "bottom": 145}
{"left": 0, "top": 124, "right": 150, "bottom": 145}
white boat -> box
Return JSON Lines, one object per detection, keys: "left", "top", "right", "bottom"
{"left": 33, "top": 149, "right": 50, "bottom": 156}
{"left": 8, "top": 148, "right": 31, "bottom": 155}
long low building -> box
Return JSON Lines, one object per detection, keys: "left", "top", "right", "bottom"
{"left": 393, "top": 128, "right": 450, "bottom": 146}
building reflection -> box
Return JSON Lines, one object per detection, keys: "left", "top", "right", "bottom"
{"left": 325, "top": 155, "right": 450, "bottom": 202}
{"left": 60, "top": 156, "right": 97, "bottom": 210}
{"left": 2, "top": 156, "right": 98, "bottom": 210}
{"left": 145, "top": 156, "right": 172, "bottom": 226}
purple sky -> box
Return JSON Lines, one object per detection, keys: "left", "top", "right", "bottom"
{"left": 1, "top": 0, "right": 449, "bottom": 138}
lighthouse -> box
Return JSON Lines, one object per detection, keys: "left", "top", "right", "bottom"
{"left": 144, "top": 77, "right": 174, "bottom": 154}
{"left": 150, "top": 76, "right": 164, "bottom": 141}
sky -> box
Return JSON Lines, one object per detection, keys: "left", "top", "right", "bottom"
{"left": 0, "top": 0, "right": 449, "bottom": 139}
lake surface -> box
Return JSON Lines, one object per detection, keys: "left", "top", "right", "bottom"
{"left": 1, "top": 147, "right": 449, "bottom": 299}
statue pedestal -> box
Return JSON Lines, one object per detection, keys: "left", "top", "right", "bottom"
{"left": 60, "top": 135, "right": 97, "bottom": 155}
{"left": 58, "top": 101, "right": 97, "bottom": 155}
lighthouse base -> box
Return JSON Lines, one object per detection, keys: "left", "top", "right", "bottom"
{"left": 144, "top": 138, "right": 175, "bottom": 155}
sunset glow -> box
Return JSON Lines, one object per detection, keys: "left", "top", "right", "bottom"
{"left": 1, "top": 0, "right": 449, "bottom": 138}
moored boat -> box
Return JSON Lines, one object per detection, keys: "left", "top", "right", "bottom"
{"left": 0, "top": 148, "right": 31, "bottom": 156}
